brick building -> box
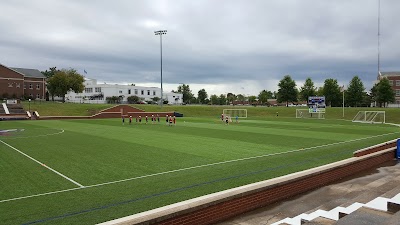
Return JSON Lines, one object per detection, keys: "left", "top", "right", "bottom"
{"left": 0, "top": 64, "right": 46, "bottom": 100}
{"left": 378, "top": 71, "right": 400, "bottom": 104}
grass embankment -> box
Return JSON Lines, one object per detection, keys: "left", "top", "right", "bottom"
{"left": 20, "top": 101, "right": 400, "bottom": 124}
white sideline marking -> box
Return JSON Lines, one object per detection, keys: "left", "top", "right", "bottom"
{"left": 0, "top": 138, "right": 84, "bottom": 188}
{"left": 0, "top": 131, "right": 398, "bottom": 204}
{"left": 0, "top": 129, "right": 65, "bottom": 139}
{"left": 0, "top": 187, "right": 83, "bottom": 203}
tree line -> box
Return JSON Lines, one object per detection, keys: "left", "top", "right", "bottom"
{"left": 174, "top": 75, "right": 395, "bottom": 107}
{"left": 40, "top": 67, "right": 395, "bottom": 107}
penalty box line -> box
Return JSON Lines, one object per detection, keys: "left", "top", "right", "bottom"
{"left": 0, "top": 138, "right": 84, "bottom": 188}
{"left": 1, "top": 131, "right": 398, "bottom": 204}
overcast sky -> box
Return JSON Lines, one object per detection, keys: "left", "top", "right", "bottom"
{"left": 1, "top": 0, "right": 399, "bottom": 96}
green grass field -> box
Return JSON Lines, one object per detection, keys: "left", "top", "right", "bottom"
{"left": 0, "top": 115, "right": 399, "bottom": 224}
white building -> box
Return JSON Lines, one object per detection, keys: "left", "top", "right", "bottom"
{"left": 65, "top": 78, "right": 183, "bottom": 105}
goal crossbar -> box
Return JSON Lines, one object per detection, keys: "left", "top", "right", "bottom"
{"left": 352, "top": 111, "right": 385, "bottom": 124}
{"left": 223, "top": 109, "right": 247, "bottom": 118}
{"left": 296, "top": 109, "right": 325, "bottom": 119}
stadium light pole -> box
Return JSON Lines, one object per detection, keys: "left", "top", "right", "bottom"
{"left": 341, "top": 85, "right": 345, "bottom": 118}
{"left": 154, "top": 30, "right": 167, "bottom": 108}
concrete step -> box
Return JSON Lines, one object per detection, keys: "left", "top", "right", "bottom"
{"left": 334, "top": 207, "right": 392, "bottom": 225}
{"left": 302, "top": 216, "right": 336, "bottom": 225}
{"left": 382, "top": 210, "right": 400, "bottom": 225}
{"left": 271, "top": 193, "right": 400, "bottom": 224}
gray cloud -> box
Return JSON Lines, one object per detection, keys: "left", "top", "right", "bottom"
{"left": 0, "top": 0, "right": 399, "bottom": 96}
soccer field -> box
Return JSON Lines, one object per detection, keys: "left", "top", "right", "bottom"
{"left": 0, "top": 117, "right": 399, "bottom": 224}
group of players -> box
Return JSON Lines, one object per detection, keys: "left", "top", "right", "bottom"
{"left": 122, "top": 114, "right": 176, "bottom": 126}
{"left": 221, "top": 114, "right": 239, "bottom": 125}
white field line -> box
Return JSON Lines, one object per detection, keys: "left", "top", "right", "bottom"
{"left": 0, "top": 129, "right": 65, "bottom": 139}
{"left": 0, "top": 138, "right": 84, "bottom": 188}
{"left": 1, "top": 131, "right": 399, "bottom": 204}
{"left": 0, "top": 187, "right": 83, "bottom": 203}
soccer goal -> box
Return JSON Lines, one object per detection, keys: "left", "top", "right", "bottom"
{"left": 352, "top": 111, "right": 385, "bottom": 124}
{"left": 296, "top": 109, "right": 325, "bottom": 119}
{"left": 223, "top": 109, "right": 247, "bottom": 118}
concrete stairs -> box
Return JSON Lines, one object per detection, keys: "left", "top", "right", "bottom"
{"left": 271, "top": 192, "right": 400, "bottom": 225}
{"left": 270, "top": 168, "right": 400, "bottom": 225}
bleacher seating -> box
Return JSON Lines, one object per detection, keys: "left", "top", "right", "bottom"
{"left": 0, "top": 106, "right": 5, "bottom": 114}
{"left": 6, "top": 104, "right": 26, "bottom": 114}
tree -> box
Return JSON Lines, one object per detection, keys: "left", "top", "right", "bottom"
{"left": 346, "top": 76, "right": 365, "bottom": 107}
{"left": 277, "top": 75, "right": 298, "bottom": 107}
{"left": 198, "top": 89, "right": 208, "bottom": 104}
{"left": 106, "top": 96, "right": 122, "bottom": 104}
{"left": 248, "top": 95, "right": 257, "bottom": 104}
{"left": 237, "top": 94, "right": 245, "bottom": 102}
{"left": 47, "top": 68, "right": 85, "bottom": 102}
{"left": 322, "top": 78, "right": 341, "bottom": 107}
{"left": 41, "top": 67, "right": 58, "bottom": 79}
{"left": 316, "top": 87, "right": 324, "bottom": 96}
{"left": 372, "top": 77, "right": 395, "bottom": 107}
{"left": 219, "top": 94, "right": 227, "bottom": 105}
{"left": 210, "top": 94, "right": 219, "bottom": 105}
{"left": 42, "top": 67, "right": 60, "bottom": 101}
{"left": 299, "top": 77, "right": 317, "bottom": 101}
{"left": 176, "top": 84, "right": 194, "bottom": 104}
{"left": 151, "top": 96, "right": 160, "bottom": 104}
{"left": 127, "top": 95, "right": 140, "bottom": 104}
{"left": 258, "top": 90, "right": 273, "bottom": 105}
{"left": 226, "top": 93, "right": 236, "bottom": 105}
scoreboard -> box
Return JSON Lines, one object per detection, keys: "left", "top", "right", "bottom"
{"left": 308, "top": 96, "right": 326, "bottom": 113}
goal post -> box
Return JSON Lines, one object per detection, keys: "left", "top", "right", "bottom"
{"left": 296, "top": 109, "right": 325, "bottom": 119}
{"left": 352, "top": 111, "right": 385, "bottom": 124}
{"left": 223, "top": 109, "right": 247, "bottom": 118}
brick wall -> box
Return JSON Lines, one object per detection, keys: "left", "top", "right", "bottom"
{"left": 354, "top": 141, "right": 397, "bottom": 157}
{"left": 24, "top": 77, "right": 46, "bottom": 100}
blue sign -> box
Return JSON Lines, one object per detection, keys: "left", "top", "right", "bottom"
{"left": 397, "top": 139, "right": 400, "bottom": 159}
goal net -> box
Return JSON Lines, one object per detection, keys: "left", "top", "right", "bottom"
{"left": 352, "top": 111, "right": 385, "bottom": 124}
{"left": 223, "top": 109, "right": 247, "bottom": 118}
{"left": 296, "top": 109, "right": 325, "bottom": 119}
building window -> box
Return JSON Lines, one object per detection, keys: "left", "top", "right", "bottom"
{"left": 119, "top": 90, "right": 122, "bottom": 94}
{"left": 128, "top": 89, "right": 131, "bottom": 94}
{"left": 396, "top": 80, "right": 400, "bottom": 86}
{"left": 153, "top": 91, "right": 156, "bottom": 96}
{"left": 29, "top": 94, "right": 33, "bottom": 98}
{"left": 85, "top": 88, "right": 93, "bottom": 93}
{"left": 95, "top": 87, "right": 101, "bottom": 92}
{"left": 36, "top": 94, "right": 40, "bottom": 99}
{"left": 134, "top": 89, "right": 138, "bottom": 95}
{"left": 16, "top": 83, "right": 20, "bottom": 88}
{"left": 24, "top": 84, "right": 26, "bottom": 89}
{"left": 396, "top": 89, "right": 400, "bottom": 97}
{"left": 141, "top": 90, "right": 144, "bottom": 95}
{"left": 389, "top": 80, "right": 393, "bottom": 86}
{"left": 29, "top": 84, "right": 33, "bottom": 89}
{"left": 8, "top": 83, "right": 13, "bottom": 87}
{"left": 147, "top": 90, "right": 150, "bottom": 95}
{"left": 36, "top": 84, "right": 40, "bottom": 90}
